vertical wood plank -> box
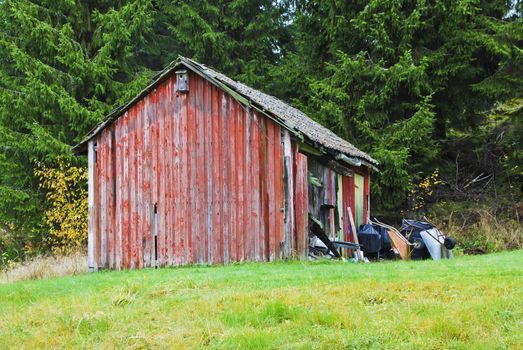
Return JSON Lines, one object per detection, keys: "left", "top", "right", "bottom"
{"left": 364, "top": 170, "right": 370, "bottom": 223}
{"left": 187, "top": 74, "right": 196, "bottom": 263}
{"left": 245, "top": 109, "right": 252, "bottom": 260}
{"left": 94, "top": 137, "right": 100, "bottom": 268}
{"left": 108, "top": 127, "right": 116, "bottom": 269}
{"left": 248, "top": 110, "right": 256, "bottom": 260}
{"left": 150, "top": 91, "right": 159, "bottom": 267}
{"left": 179, "top": 78, "right": 188, "bottom": 264}
{"left": 260, "top": 117, "right": 269, "bottom": 261}
{"left": 114, "top": 119, "right": 122, "bottom": 269}
{"left": 221, "top": 93, "right": 229, "bottom": 263}
{"left": 98, "top": 131, "right": 107, "bottom": 268}
{"left": 294, "top": 152, "right": 308, "bottom": 258}
{"left": 88, "top": 140, "right": 96, "bottom": 271}
{"left": 273, "top": 123, "right": 283, "bottom": 259}
{"left": 282, "top": 130, "right": 294, "bottom": 258}
{"left": 330, "top": 170, "right": 335, "bottom": 235}
{"left": 235, "top": 104, "right": 244, "bottom": 261}
{"left": 129, "top": 109, "right": 137, "bottom": 269}
{"left": 136, "top": 101, "right": 144, "bottom": 268}
{"left": 121, "top": 113, "right": 130, "bottom": 268}
{"left": 165, "top": 81, "right": 173, "bottom": 266}
{"left": 228, "top": 96, "right": 236, "bottom": 262}
{"left": 173, "top": 79, "right": 181, "bottom": 265}
{"left": 237, "top": 108, "right": 248, "bottom": 261}
{"left": 105, "top": 128, "right": 111, "bottom": 269}
{"left": 159, "top": 87, "right": 167, "bottom": 266}
{"left": 195, "top": 75, "right": 205, "bottom": 263}
{"left": 143, "top": 97, "right": 152, "bottom": 267}
{"left": 266, "top": 121, "right": 275, "bottom": 261}
{"left": 211, "top": 86, "right": 222, "bottom": 264}
{"left": 204, "top": 80, "right": 213, "bottom": 264}
{"left": 252, "top": 112, "right": 261, "bottom": 261}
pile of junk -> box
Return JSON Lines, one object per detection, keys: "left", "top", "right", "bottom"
{"left": 309, "top": 215, "right": 456, "bottom": 262}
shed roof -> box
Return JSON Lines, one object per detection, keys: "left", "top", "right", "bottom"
{"left": 74, "top": 56, "right": 377, "bottom": 166}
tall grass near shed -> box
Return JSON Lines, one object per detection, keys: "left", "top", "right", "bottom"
{"left": 0, "top": 252, "right": 87, "bottom": 284}
{"left": 429, "top": 202, "right": 523, "bottom": 254}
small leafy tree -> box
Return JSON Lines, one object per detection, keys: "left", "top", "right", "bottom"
{"left": 34, "top": 160, "right": 88, "bottom": 252}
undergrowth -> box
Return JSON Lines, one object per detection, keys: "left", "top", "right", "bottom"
{"left": 428, "top": 201, "right": 522, "bottom": 254}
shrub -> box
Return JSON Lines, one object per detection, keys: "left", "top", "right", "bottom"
{"left": 34, "top": 159, "right": 88, "bottom": 253}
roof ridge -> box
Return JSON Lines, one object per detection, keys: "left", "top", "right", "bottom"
{"left": 74, "top": 56, "right": 378, "bottom": 167}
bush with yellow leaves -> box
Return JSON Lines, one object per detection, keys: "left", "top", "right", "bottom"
{"left": 34, "top": 159, "right": 88, "bottom": 253}
{"left": 408, "top": 169, "right": 444, "bottom": 212}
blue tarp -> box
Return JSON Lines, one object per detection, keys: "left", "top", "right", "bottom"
{"left": 400, "top": 219, "right": 433, "bottom": 232}
{"left": 358, "top": 223, "right": 380, "bottom": 235}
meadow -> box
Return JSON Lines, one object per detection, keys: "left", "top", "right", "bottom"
{"left": 1, "top": 251, "right": 522, "bottom": 349}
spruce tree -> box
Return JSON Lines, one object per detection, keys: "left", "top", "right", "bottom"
{"left": 0, "top": 0, "right": 157, "bottom": 258}
{"left": 0, "top": 0, "right": 291, "bottom": 260}
{"left": 278, "top": 0, "right": 522, "bottom": 210}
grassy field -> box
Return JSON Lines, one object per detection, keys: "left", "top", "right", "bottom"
{"left": 1, "top": 252, "right": 522, "bottom": 349}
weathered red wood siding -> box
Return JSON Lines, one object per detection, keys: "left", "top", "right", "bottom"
{"left": 305, "top": 157, "right": 371, "bottom": 249}
{"left": 342, "top": 174, "right": 354, "bottom": 242}
{"left": 293, "top": 151, "right": 308, "bottom": 258}
{"left": 91, "top": 72, "right": 296, "bottom": 269}
{"left": 342, "top": 168, "right": 370, "bottom": 242}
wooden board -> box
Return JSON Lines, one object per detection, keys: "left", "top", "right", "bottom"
{"left": 387, "top": 229, "right": 411, "bottom": 260}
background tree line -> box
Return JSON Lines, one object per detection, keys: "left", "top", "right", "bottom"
{"left": 0, "top": 0, "right": 521, "bottom": 263}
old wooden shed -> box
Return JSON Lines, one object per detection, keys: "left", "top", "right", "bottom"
{"left": 75, "top": 57, "right": 378, "bottom": 270}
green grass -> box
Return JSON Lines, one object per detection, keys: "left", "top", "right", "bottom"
{"left": 1, "top": 252, "right": 522, "bottom": 349}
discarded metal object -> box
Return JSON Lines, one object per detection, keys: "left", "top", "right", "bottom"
{"left": 370, "top": 218, "right": 414, "bottom": 260}
{"left": 401, "top": 218, "right": 455, "bottom": 260}
{"left": 309, "top": 215, "right": 341, "bottom": 258}
{"left": 420, "top": 229, "right": 453, "bottom": 260}
{"left": 332, "top": 241, "right": 361, "bottom": 250}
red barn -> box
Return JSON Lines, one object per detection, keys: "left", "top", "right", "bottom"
{"left": 75, "top": 57, "right": 378, "bottom": 270}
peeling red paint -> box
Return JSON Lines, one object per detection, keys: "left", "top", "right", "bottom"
{"left": 93, "top": 73, "right": 290, "bottom": 269}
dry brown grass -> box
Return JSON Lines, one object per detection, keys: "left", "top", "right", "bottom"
{"left": 0, "top": 252, "right": 87, "bottom": 284}
{"left": 429, "top": 204, "right": 523, "bottom": 254}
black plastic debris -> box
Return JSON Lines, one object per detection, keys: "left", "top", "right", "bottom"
{"left": 357, "top": 224, "right": 382, "bottom": 257}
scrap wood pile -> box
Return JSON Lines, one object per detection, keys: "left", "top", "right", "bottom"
{"left": 309, "top": 215, "right": 456, "bottom": 262}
